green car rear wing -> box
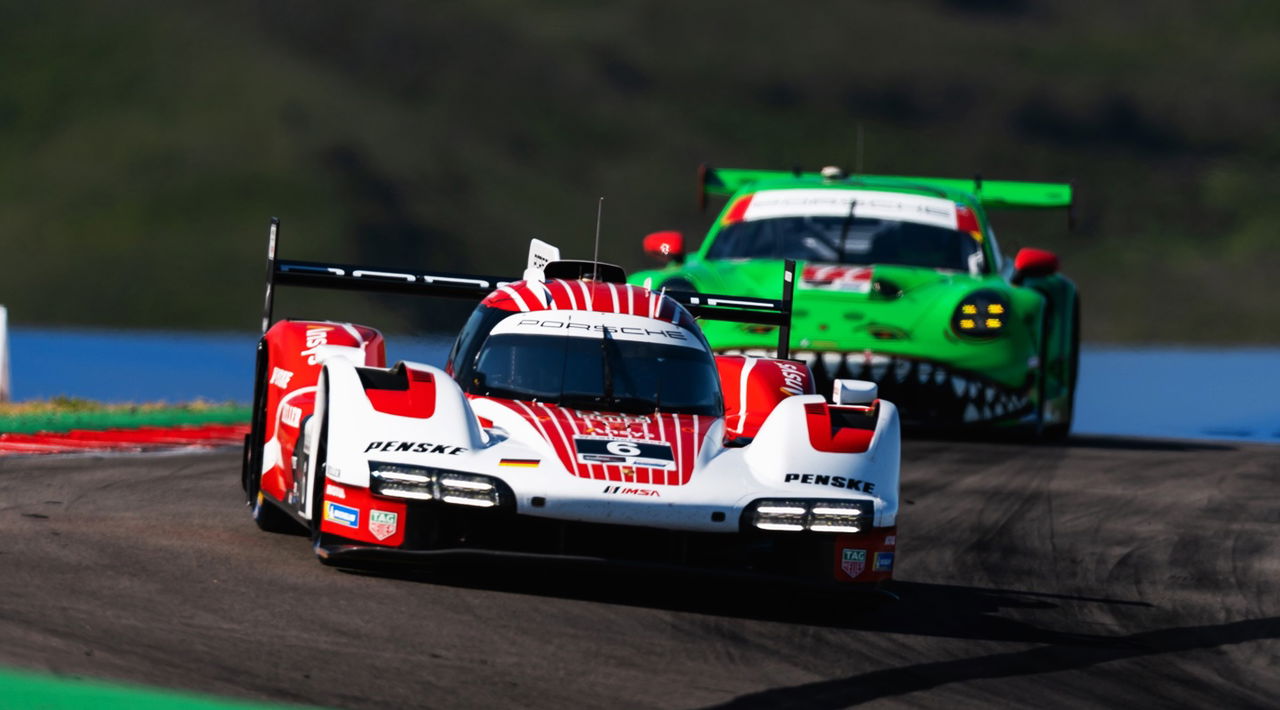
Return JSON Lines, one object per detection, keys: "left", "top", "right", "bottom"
{"left": 698, "top": 164, "right": 1073, "bottom": 217}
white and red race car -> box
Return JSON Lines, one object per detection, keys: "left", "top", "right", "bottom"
{"left": 243, "top": 221, "right": 901, "bottom": 587}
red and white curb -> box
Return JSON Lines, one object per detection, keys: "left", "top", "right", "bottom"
{"left": 0, "top": 424, "right": 249, "bottom": 456}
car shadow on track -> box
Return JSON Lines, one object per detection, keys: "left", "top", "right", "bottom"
{"left": 697, "top": 615, "right": 1280, "bottom": 709}
{"left": 904, "top": 430, "right": 1237, "bottom": 452}
{"left": 341, "top": 558, "right": 1147, "bottom": 647}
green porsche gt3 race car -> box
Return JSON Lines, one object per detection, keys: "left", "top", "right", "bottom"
{"left": 629, "top": 166, "right": 1079, "bottom": 437}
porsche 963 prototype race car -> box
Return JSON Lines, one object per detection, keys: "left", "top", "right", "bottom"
{"left": 242, "top": 221, "right": 901, "bottom": 587}
{"left": 631, "top": 165, "right": 1080, "bottom": 437}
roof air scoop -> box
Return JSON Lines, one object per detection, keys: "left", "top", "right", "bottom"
{"left": 820, "top": 165, "right": 846, "bottom": 181}
{"left": 543, "top": 260, "right": 628, "bottom": 283}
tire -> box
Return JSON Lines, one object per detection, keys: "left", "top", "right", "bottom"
{"left": 660, "top": 278, "right": 696, "bottom": 293}
{"left": 252, "top": 488, "right": 302, "bottom": 534}
{"left": 1043, "top": 295, "right": 1080, "bottom": 441}
{"left": 307, "top": 390, "right": 340, "bottom": 564}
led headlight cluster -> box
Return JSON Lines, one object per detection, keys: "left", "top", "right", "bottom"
{"left": 745, "top": 499, "right": 871, "bottom": 533}
{"left": 370, "top": 462, "right": 504, "bottom": 508}
{"left": 952, "top": 290, "right": 1010, "bottom": 338}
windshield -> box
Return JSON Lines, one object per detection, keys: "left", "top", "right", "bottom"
{"left": 708, "top": 216, "right": 983, "bottom": 272}
{"left": 461, "top": 333, "right": 722, "bottom": 416}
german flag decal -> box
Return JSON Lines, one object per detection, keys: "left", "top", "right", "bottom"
{"left": 499, "top": 458, "right": 540, "bottom": 468}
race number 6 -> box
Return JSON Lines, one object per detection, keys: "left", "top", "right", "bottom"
{"left": 606, "top": 441, "right": 642, "bottom": 456}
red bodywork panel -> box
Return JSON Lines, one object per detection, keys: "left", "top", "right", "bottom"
{"left": 832, "top": 527, "right": 897, "bottom": 583}
{"left": 480, "top": 279, "right": 700, "bottom": 330}
{"left": 365, "top": 368, "right": 438, "bottom": 418}
{"left": 803, "top": 402, "right": 876, "bottom": 454}
{"left": 469, "top": 396, "right": 715, "bottom": 486}
{"left": 259, "top": 320, "right": 385, "bottom": 502}
{"left": 319, "top": 478, "right": 407, "bottom": 546}
{"left": 716, "top": 355, "right": 815, "bottom": 439}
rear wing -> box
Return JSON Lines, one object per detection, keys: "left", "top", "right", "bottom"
{"left": 257, "top": 218, "right": 798, "bottom": 357}
{"left": 259, "top": 218, "right": 512, "bottom": 334}
{"left": 663, "top": 258, "right": 797, "bottom": 359}
{"left": 699, "top": 165, "right": 1074, "bottom": 224}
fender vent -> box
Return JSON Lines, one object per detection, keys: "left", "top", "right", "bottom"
{"left": 357, "top": 364, "right": 409, "bottom": 391}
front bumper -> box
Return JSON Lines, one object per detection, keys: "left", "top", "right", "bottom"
{"left": 317, "top": 493, "right": 897, "bottom": 586}
{"left": 723, "top": 348, "right": 1035, "bottom": 427}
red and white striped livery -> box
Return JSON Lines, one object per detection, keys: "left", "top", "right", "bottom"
{"left": 244, "top": 232, "right": 901, "bottom": 588}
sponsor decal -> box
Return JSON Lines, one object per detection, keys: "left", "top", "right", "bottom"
{"left": 874, "top": 551, "right": 895, "bottom": 572}
{"left": 582, "top": 412, "right": 652, "bottom": 425}
{"left": 301, "top": 326, "right": 332, "bottom": 365}
{"left": 602, "top": 486, "right": 660, "bottom": 497}
{"left": 324, "top": 502, "right": 359, "bottom": 529}
{"left": 784, "top": 472, "right": 876, "bottom": 494}
{"left": 281, "top": 403, "right": 302, "bottom": 428}
{"left": 368, "top": 510, "right": 398, "bottom": 541}
{"left": 777, "top": 361, "right": 808, "bottom": 396}
{"left": 269, "top": 366, "right": 294, "bottom": 389}
{"left": 575, "top": 437, "right": 675, "bottom": 470}
{"left": 841, "top": 548, "right": 867, "bottom": 578}
{"left": 743, "top": 189, "right": 957, "bottom": 229}
{"left": 802, "top": 264, "right": 873, "bottom": 294}
{"left": 325, "top": 484, "right": 346, "bottom": 499}
{"left": 499, "top": 458, "right": 540, "bottom": 468}
{"left": 363, "top": 441, "right": 467, "bottom": 455}
{"left": 515, "top": 318, "right": 687, "bottom": 341}
{"left": 489, "top": 311, "right": 700, "bottom": 348}
{"left": 884, "top": 535, "right": 896, "bottom": 546}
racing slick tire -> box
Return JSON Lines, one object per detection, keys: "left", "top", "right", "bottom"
{"left": 1043, "top": 295, "right": 1080, "bottom": 441}
{"left": 306, "top": 396, "right": 342, "bottom": 565}
{"left": 251, "top": 487, "right": 301, "bottom": 534}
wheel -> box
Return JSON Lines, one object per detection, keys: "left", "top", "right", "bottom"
{"left": 252, "top": 488, "right": 302, "bottom": 534}
{"left": 307, "top": 388, "right": 341, "bottom": 563}
{"left": 1043, "top": 295, "right": 1080, "bottom": 441}
{"left": 660, "top": 278, "right": 696, "bottom": 293}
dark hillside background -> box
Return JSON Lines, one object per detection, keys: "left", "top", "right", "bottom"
{"left": 1, "top": 0, "right": 1276, "bottom": 342}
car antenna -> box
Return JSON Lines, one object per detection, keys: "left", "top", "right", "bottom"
{"left": 855, "top": 123, "right": 865, "bottom": 174}
{"left": 838, "top": 198, "right": 857, "bottom": 263}
{"left": 589, "top": 196, "right": 603, "bottom": 308}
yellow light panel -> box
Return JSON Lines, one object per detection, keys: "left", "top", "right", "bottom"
{"left": 987, "top": 304, "right": 1005, "bottom": 315}
{"left": 961, "top": 304, "right": 977, "bottom": 315}
{"left": 985, "top": 318, "right": 1003, "bottom": 328}
{"left": 959, "top": 319, "right": 976, "bottom": 329}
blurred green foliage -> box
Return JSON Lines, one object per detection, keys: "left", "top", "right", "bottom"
{"left": 0, "top": 0, "right": 1276, "bottom": 342}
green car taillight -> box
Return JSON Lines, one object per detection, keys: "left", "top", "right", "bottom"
{"left": 952, "top": 290, "right": 1010, "bottom": 338}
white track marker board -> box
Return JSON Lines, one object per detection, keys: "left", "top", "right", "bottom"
{"left": 0, "top": 306, "right": 9, "bottom": 402}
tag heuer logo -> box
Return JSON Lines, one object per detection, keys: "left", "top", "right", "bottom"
{"left": 369, "top": 510, "right": 398, "bottom": 541}
{"left": 841, "top": 548, "right": 867, "bottom": 578}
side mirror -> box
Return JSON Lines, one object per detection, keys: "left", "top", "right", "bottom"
{"left": 1012, "top": 247, "right": 1059, "bottom": 284}
{"left": 643, "top": 231, "right": 685, "bottom": 264}
{"left": 833, "top": 379, "right": 877, "bottom": 405}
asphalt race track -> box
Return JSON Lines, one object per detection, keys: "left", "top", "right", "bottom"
{"left": 0, "top": 438, "right": 1276, "bottom": 709}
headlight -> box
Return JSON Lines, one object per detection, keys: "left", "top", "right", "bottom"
{"left": 952, "top": 290, "right": 1010, "bottom": 338}
{"left": 369, "top": 462, "right": 504, "bottom": 508}
{"left": 744, "top": 499, "right": 872, "bottom": 533}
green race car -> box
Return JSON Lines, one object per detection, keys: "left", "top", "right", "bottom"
{"left": 629, "top": 166, "right": 1079, "bottom": 437}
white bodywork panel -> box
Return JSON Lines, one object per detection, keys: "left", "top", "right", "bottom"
{"left": 310, "top": 356, "right": 900, "bottom": 533}
{"left": 743, "top": 188, "right": 958, "bottom": 230}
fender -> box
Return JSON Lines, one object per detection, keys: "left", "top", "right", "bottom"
{"left": 320, "top": 359, "right": 489, "bottom": 490}
{"left": 744, "top": 394, "right": 900, "bottom": 526}
{"left": 717, "top": 355, "right": 815, "bottom": 439}
{"left": 257, "top": 320, "right": 385, "bottom": 503}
